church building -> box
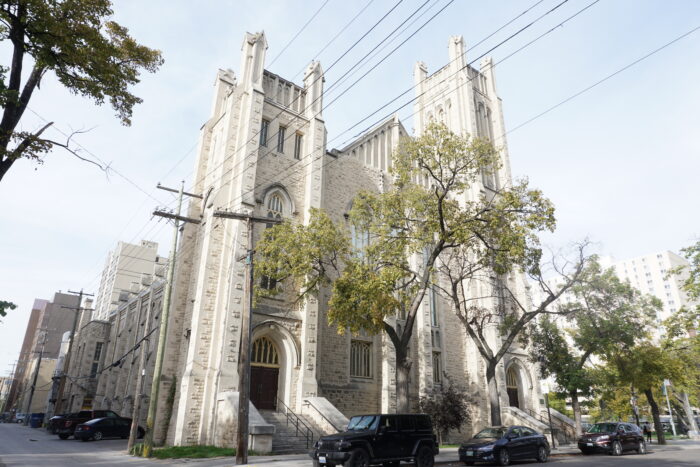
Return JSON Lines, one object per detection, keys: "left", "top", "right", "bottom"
{"left": 113, "top": 32, "right": 552, "bottom": 451}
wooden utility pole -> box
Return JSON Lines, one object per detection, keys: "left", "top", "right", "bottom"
{"left": 128, "top": 293, "right": 154, "bottom": 452}
{"left": 23, "top": 331, "right": 47, "bottom": 424}
{"left": 142, "top": 181, "right": 201, "bottom": 457}
{"left": 213, "top": 209, "right": 280, "bottom": 465}
{"left": 53, "top": 289, "right": 93, "bottom": 416}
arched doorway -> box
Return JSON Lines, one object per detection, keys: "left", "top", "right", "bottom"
{"left": 506, "top": 366, "right": 520, "bottom": 408}
{"left": 251, "top": 336, "right": 280, "bottom": 410}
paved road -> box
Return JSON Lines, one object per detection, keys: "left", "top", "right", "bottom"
{"left": 2, "top": 422, "right": 699, "bottom": 466}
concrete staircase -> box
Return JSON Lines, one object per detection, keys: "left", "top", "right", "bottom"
{"left": 259, "top": 409, "right": 326, "bottom": 454}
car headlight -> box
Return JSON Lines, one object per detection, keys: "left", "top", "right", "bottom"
{"left": 597, "top": 435, "right": 609, "bottom": 441}
{"left": 477, "top": 444, "right": 494, "bottom": 452}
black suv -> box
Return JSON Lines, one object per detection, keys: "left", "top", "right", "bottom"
{"left": 578, "top": 422, "right": 646, "bottom": 456}
{"left": 310, "top": 413, "right": 438, "bottom": 467}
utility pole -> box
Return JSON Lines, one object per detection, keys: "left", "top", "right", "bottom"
{"left": 142, "top": 181, "right": 200, "bottom": 457}
{"left": 128, "top": 293, "right": 155, "bottom": 452}
{"left": 53, "top": 289, "right": 93, "bottom": 416}
{"left": 1, "top": 361, "right": 17, "bottom": 414}
{"left": 23, "top": 331, "right": 47, "bottom": 424}
{"left": 213, "top": 209, "right": 281, "bottom": 465}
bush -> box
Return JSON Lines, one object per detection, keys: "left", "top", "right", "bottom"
{"left": 419, "top": 383, "right": 472, "bottom": 444}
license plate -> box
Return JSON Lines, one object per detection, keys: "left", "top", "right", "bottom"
{"left": 466, "top": 450, "right": 474, "bottom": 456}
{"left": 586, "top": 443, "right": 593, "bottom": 446}
{"left": 318, "top": 456, "right": 327, "bottom": 464}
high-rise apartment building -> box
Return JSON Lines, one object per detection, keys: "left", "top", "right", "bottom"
{"left": 612, "top": 251, "right": 697, "bottom": 324}
{"left": 92, "top": 240, "right": 163, "bottom": 321}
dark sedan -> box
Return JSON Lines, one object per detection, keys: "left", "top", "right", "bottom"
{"left": 73, "top": 417, "right": 144, "bottom": 441}
{"left": 577, "top": 422, "right": 646, "bottom": 456}
{"left": 459, "top": 426, "right": 549, "bottom": 465}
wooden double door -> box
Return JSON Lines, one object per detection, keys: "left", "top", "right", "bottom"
{"left": 250, "top": 365, "right": 279, "bottom": 410}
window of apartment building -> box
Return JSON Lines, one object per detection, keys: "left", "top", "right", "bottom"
{"left": 350, "top": 339, "right": 372, "bottom": 378}
{"left": 294, "top": 133, "right": 303, "bottom": 160}
{"left": 260, "top": 119, "right": 270, "bottom": 147}
{"left": 277, "top": 125, "right": 286, "bottom": 153}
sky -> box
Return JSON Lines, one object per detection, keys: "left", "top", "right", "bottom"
{"left": 0, "top": 0, "right": 699, "bottom": 375}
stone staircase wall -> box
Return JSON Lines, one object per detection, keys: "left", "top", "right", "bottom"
{"left": 259, "top": 409, "right": 326, "bottom": 454}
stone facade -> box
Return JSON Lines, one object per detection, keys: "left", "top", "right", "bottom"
{"left": 154, "top": 32, "right": 544, "bottom": 447}
{"left": 63, "top": 32, "right": 545, "bottom": 447}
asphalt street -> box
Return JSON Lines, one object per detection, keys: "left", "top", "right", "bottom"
{"left": 1, "top": 423, "right": 699, "bottom": 467}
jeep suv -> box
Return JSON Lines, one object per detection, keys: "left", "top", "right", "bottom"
{"left": 310, "top": 413, "right": 438, "bottom": 467}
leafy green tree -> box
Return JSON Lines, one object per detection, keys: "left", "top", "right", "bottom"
{"left": 419, "top": 383, "right": 472, "bottom": 445}
{"left": 256, "top": 123, "right": 564, "bottom": 414}
{"left": 0, "top": 0, "right": 163, "bottom": 182}
{"left": 0, "top": 300, "right": 16, "bottom": 319}
{"left": 609, "top": 343, "right": 685, "bottom": 444}
{"left": 679, "top": 240, "right": 700, "bottom": 303}
{"left": 532, "top": 260, "right": 659, "bottom": 434}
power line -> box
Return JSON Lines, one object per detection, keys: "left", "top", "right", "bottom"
{"left": 507, "top": 24, "right": 700, "bottom": 135}
{"left": 267, "top": 0, "right": 333, "bottom": 68}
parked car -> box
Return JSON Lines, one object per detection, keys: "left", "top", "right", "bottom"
{"left": 577, "top": 422, "right": 646, "bottom": 456}
{"left": 56, "top": 410, "right": 120, "bottom": 439}
{"left": 14, "top": 412, "right": 27, "bottom": 424}
{"left": 310, "top": 413, "right": 438, "bottom": 467}
{"left": 46, "top": 413, "right": 70, "bottom": 434}
{"left": 458, "top": 426, "right": 550, "bottom": 466}
{"left": 74, "top": 417, "right": 144, "bottom": 441}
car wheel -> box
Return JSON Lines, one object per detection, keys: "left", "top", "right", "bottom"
{"left": 58, "top": 434, "right": 69, "bottom": 440}
{"left": 416, "top": 446, "right": 434, "bottom": 467}
{"left": 537, "top": 445, "right": 548, "bottom": 462}
{"left": 497, "top": 448, "right": 511, "bottom": 466}
{"left": 637, "top": 440, "right": 647, "bottom": 454}
{"left": 610, "top": 440, "right": 622, "bottom": 456}
{"left": 346, "top": 448, "right": 369, "bottom": 467}
{"left": 93, "top": 431, "right": 103, "bottom": 441}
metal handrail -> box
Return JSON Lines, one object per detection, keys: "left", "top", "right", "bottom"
{"left": 275, "top": 397, "right": 315, "bottom": 449}
{"left": 522, "top": 407, "right": 573, "bottom": 443}
{"left": 303, "top": 399, "right": 344, "bottom": 432}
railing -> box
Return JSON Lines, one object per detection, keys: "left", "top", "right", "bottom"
{"left": 275, "top": 397, "right": 315, "bottom": 449}
{"left": 303, "top": 399, "right": 344, "bottom": 433}
{"left": 522, "top": 407, "right": 573, "bottom": 444}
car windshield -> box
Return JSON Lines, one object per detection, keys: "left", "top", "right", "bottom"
{"left": 587, "top": 423, "right": 618, "bottom": 433}
{"left": 347, "top": 416, "right": 380, "bottom": 431}
{"left": 474, "top": 428, "right": 506, "bottom": 439}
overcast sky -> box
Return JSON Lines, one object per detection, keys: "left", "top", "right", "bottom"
{"left": 1, "top": 0, "right": 698, "bottom": 375}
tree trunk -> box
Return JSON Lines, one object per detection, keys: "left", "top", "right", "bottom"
{"left": 486, "top": 363, "right": 502, "bottom": 426}
{"left": 681, "top": 392, "right": 699, "bottom": 433}
{"left": 570, "top": 389, "right": 582, "bottom": 436}
{"left": 0, "top": 158, "right": 13, "bottom": 182}
{"left": 644, "top": 388, "right": 666, "bottom": 445}
{"left": 395, "top": 349, "right": 411, "bottom": 413}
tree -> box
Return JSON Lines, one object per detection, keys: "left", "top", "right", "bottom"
{"left": 418, "top": 383, "right": 471, "bottom": 445}
{"left": 679, "top": 240, "right": 700, "bottom": 303}
{"left": 532, "top": 260, "right": 659, "bottom": 434}
{"left": 436, "top": 235, "right": 589, "bottom": 426}
{"left": 0, "top": 0, "right": 163, "bottom": 182}
{"left": 256, "top": 122, "right": 561, "bottom": 413}
{"left": 0, "top": 300, "right": 16, "bottom": 320}
{"left": 609, "top": 343, "right": 685, "bottom": 445}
